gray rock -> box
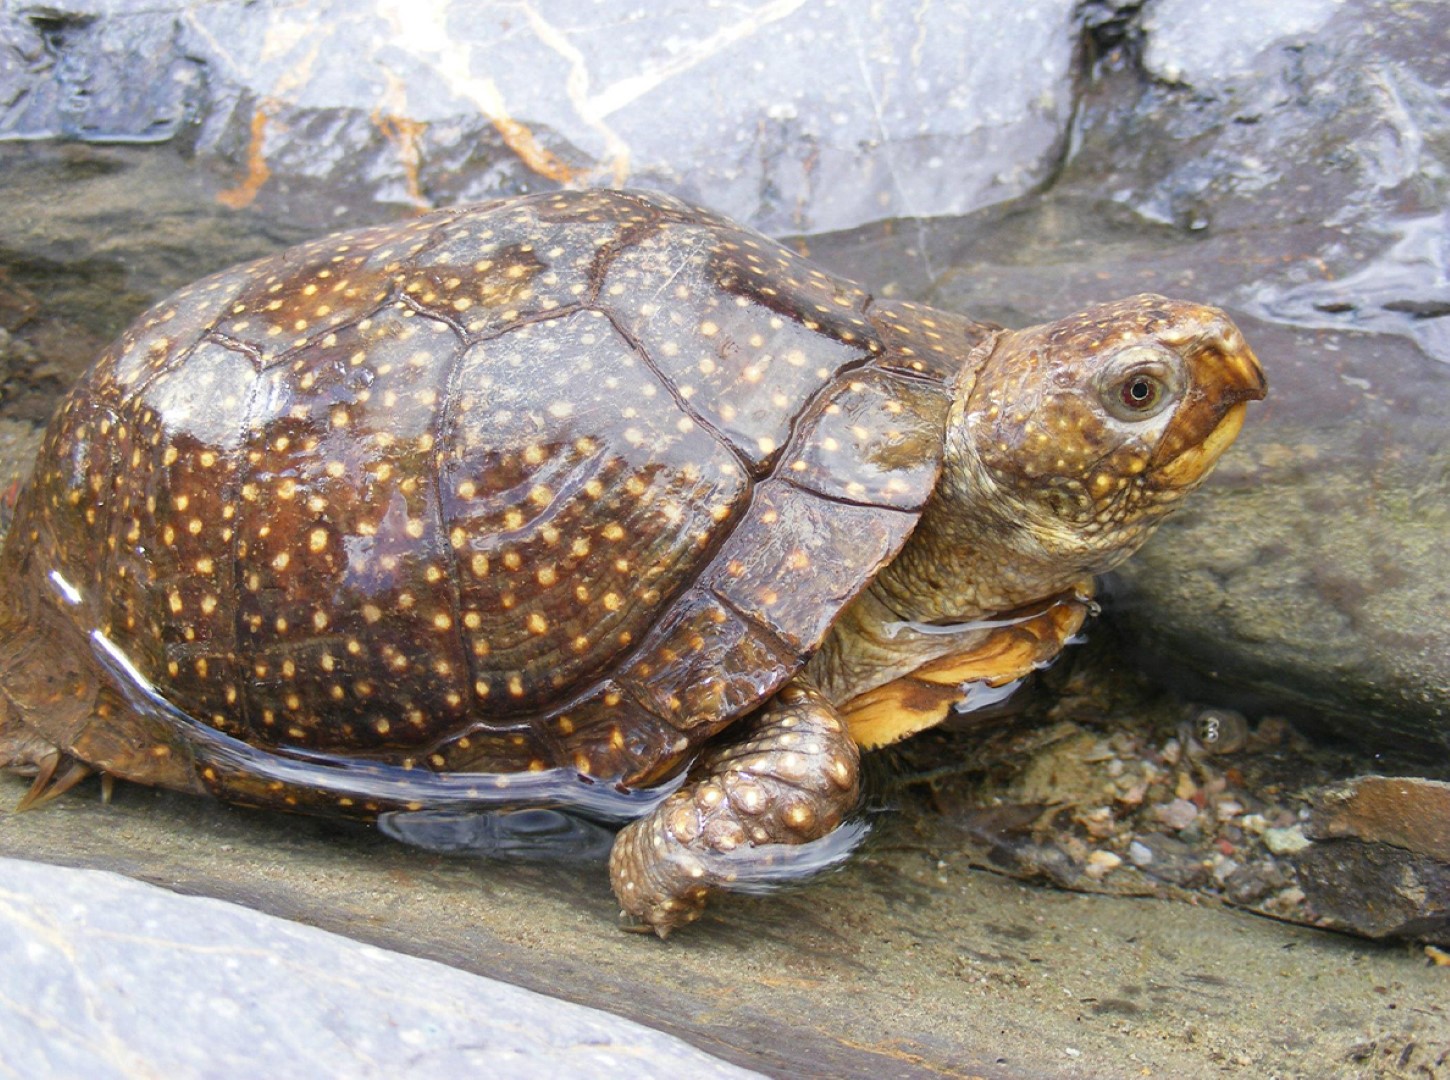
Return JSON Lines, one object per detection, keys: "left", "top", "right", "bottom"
{"left": 1290, "top": 776, "right": 1450, "bottom": 940}
{"left": 0, "top": 856, "right": 761, "bottom": 1079}
{"left": 1, "top": 0, "right": 1083, "bottom": 233}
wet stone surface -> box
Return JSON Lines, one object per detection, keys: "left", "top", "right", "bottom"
{"left": 0, "top": 0, "right": 1082, "bottom": 235}
{"left": 806, "top": 0, "right": 1450, "bottom": 760}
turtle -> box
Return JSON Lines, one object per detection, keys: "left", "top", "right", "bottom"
{"left": 0, "top": 189, "right": 1265, "bottom": 935}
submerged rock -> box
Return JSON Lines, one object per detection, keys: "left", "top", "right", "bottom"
{"left": 1075, "top": 0, "right": 1450, "bottom": 756}
{"left": 1296, "top": 777, "right": 1450, "bottom": 942}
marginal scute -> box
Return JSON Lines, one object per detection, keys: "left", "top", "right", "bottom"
{"left": 616, "top": 589, "right": 795, "bottom": 734}
{"left": 423, "top": 716, "right": 548, "bottom": 776}
{"left": 539, "top": 680, "right": 687, "bottom": 787}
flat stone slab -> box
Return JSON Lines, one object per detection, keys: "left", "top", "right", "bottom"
{"left": 0, "top": 856, "right": 760, "bottom": 1079}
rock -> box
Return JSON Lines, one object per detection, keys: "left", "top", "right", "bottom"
{"left": 1305, "top": 776, "right": 1450, "bottom": 862}
{"left": 1155, "top": 798, "right": 1201, "bottom": 832}
{"left": 0, "top": 0, "right": 1083, "bottom": 234}
{"left": 1291, "top": 840, "right": 1450, "bottom": 944}
{"left": 1078, "top": 0, "right": 1450, "bottom": 758}
{"left": 0, "top": 857, "right": 761, "bottom": 1079}
{"left": 1263, "top": 825, "right": 1312, "bottom": 856}
{"left": 1285, "top": 776, "right": 1450, "bottom": 941}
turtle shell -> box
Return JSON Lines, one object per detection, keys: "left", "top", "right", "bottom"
{"left": 0, "top": 189, "right": 984, "bottom": 816}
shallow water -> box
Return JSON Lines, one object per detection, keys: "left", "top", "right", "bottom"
{"left": 1, "top": 142, "right": 1447, "bottom": 1078}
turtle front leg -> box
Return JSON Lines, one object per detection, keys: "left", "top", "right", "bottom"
{"left": 609, "top": 679, "right": 861, "bottom": 937}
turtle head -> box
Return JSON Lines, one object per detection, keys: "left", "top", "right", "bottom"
{"left": 870, "top": 294, "right": 1264, "bottom": 623}
{"left": 952, "top": 294, "right": 1265, "bottom": 577}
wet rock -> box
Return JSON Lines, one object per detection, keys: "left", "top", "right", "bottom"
{"left": 1293, "top": 777, "right": 1450, "bottom": 945}
{"left": 0, "top": 7, "right": 201, "bottom": 143}
{"left": 0, "top": 857, "right": 761, "bottom": 1079}
{"left": 8, "top": 771, "right": 1450, "bottom": 1080}
{"left": 1305, "top": 776, "right": 1450, "bottom": 863}
{"left": 1291, "top": 840, "right": 1450, "bottom": 944}
{"left": 0, "top": 0, "right": 1083, "bottom": 234}
{"left": 1263, "top": 825, "right": 1312, "bottom": 856}
{"left": 1291, "top": 776, "right": 1450, "bottom": 941}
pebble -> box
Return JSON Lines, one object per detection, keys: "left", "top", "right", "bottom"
{"left": 1156, "top": 798, "right": 1200, "bottom": 831}
{"left": 1263, "top": 825, "right": 1312, "bottom": 855}
{"left": 1127, "top": 840, "right": 1155, "bottom": 867}
{"left": 1081, "top": 806, "right": 1115, "bottom": 840}
{"left": 1215, "top": 798, "right": 1244, "bottom": 820}
{"left": 1084, "top": 850, "right": 1123, "bottom": 880}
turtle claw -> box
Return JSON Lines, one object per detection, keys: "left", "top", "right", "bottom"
{"left": 616, "top": 909, "right": 670, "bottom": 938}
{"left": 15, "top": 750, "right": 92, "bottom": 811}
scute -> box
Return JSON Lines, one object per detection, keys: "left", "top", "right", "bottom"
{"left": 439, "top": 309, "right": 749, "bottom": 717}
{"left": 703, "top": 481, "right": 918, "bottom": 653}
{"left": 603, "top": 223, "right": 874, "bottom": 467}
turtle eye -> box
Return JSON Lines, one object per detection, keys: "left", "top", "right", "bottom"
{"left": 1099, "top": 352, "right": 1179, "bottom": 422}
{"left": 1119, "top": 374, "right": 1163, "bottom": 411}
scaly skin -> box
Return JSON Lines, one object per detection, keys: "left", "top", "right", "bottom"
{"left": 610, "top": 681, "right": 859, "bottom": 936}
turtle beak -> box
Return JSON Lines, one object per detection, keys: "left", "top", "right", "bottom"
{"left": 1155, "top": 319, "right": 1266, "bottom": 488}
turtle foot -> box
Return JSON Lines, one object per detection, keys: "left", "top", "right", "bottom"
{"left": 609, "top": 679, "right": 861, "bottom": 936}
